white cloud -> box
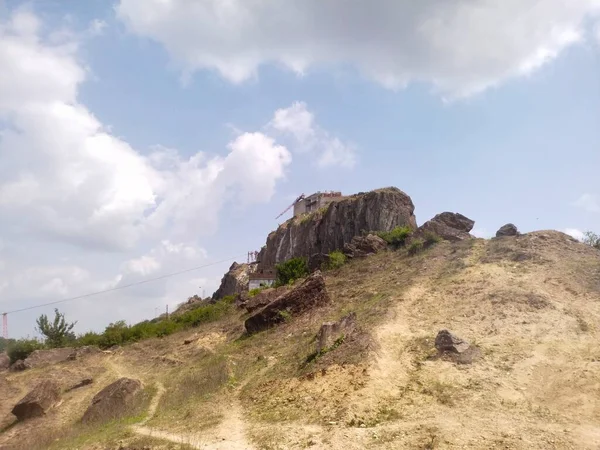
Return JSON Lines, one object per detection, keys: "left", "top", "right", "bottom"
{"left": 116, "top": 0, "right": 600, "bottom": 97}
{"left": 0, "top": 9, "right": 291, "bottom": 335}
{"left": 270, "top": 102, "right": 356, "bottom": 168}
{"left": 564, "top": 228, "right": 585, "bottom": 241}
{"left": 88, "top": 19, "right": 107, "bottom": 37}
{"left": 573, "top": 193, "right": 600, "bottom": 213}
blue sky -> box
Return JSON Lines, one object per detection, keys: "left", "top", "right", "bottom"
{"left": 1, "top": 0, "right": 599, "bottom": 338}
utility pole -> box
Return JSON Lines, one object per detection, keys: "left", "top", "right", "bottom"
{"left": 2, "top": 313, "right": 7, "bottom": 339}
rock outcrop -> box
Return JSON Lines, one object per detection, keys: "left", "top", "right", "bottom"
{"left": 496, "top": 223, "right": 519, "bottom": 237}
{"left": 316, "top": 313, "right": 356, "bottom": 354}
{"left": 418, "top": 212, "right": 475, "bottom": 242}
{"left": 243, "top": 286, "right": 290, "bottom": 313}
{"left": 82, "top": 378, "right": 142, "bottom": 423}
{"left": 0, "top": 352, "right": 9, "bottom": 370}
{"left": 343, "top": 234, "right": 387, "bottom": 259}
{"left": 212, "top": 262, "right": 256, "bottom": 301}
{"left": 258, "top": 188, "right": 417, "bottom": 269}
{"left": 434, "top": 329, "right": 480, "bottom": 364}
{"left": 12, "top": 380, "right": 61, "bottom": 421}
{"left": 24, "top": 348, "right": 74, "bottom": 368}
{"left": 9, "top": 359, "right": 30, "bottom": 372}
{"left": 245, "top": 271, "right": 330, "bottom": 334}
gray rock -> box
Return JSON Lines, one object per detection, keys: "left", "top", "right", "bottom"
{"left": 257, "top": 187, "right": 417, "bottom": 269}
{"left": 245, "top": 271, "right": 330, "bottom": 335}
{"left": 496, "top": 223, "right": 519, "bottom": 237}
{"left": 343, "top": 234, "right": 387, "bottom": 258}
{"left": 434, "top": 329, "right": 470, "bottom": 354}
{"left": 316, "top": 313, "right": 356, "bottom": 354}
{"left": 82, "top": 378, "right": 142, "bottom": 423}
{"left": 0, "top": 352, "right": 9, "bottom": 371}
{"left": 67, "top": 378, "right": 93, "bottom": 392}
{"left": 418, "top": 212, "right": 475, "bottom": 242}
{"left": 212, "top": 262, "right": 256, "bottom": 301}
{"left": 9, "top": 359, "right": 30, "bottom": 372}
{"left": 12, "top": 380, "right": 61, "bottom": 421}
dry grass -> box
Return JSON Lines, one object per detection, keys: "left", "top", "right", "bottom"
{"left": 2, "top": 231, "right": 600, "bottom": 449}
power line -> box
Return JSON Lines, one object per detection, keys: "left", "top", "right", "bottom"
{"left": 1, "top": 255, "right": 244, "bottom": 315}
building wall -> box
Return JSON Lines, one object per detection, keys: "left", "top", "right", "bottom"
{"left": 293, "top": 192, "right": 342, "bottom": 217}
{"left": 249, "top": 279, "right": 276, "bottom": 290}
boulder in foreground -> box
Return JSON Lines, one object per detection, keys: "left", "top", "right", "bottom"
{"left": 12, "top": 380, "right": 61, "bottom": 421}
{"left": 82, "top": 377, "right": 142, "bottom": 423}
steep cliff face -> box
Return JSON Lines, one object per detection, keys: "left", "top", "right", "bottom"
{"left": 212, "top": 262, "right": 255, "bottom": 300}
{"left": 258, "top": 187, "right": 416, "bottom": 269}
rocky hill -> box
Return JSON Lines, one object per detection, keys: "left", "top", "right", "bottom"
{"left": 257, "top": 187, "right": 417, "bottom": 270}
{"left": 1, "top": 199, "right": 600, "bottom": 449}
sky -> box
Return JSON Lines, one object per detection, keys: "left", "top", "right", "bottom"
{"left": 0, "top": 0, "right": 599, "bottom": 339}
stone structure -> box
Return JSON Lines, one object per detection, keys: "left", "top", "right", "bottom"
{"left": 212, "top": 262, "right": 256, "bottom": 301}
{"left": 248, "top": 268, "right": 277, "bottom": 290}
{"left": 293, "top": 191, "right": 343, "bottom": 217}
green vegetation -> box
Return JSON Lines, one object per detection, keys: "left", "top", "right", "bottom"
{"left": 6, "top": 338, "right": 44, "bottom": 363}
{"left": 376, "top": 226, "right": 413, "bottom": 249}
{"left": 423, "top": 231, "right": 442, "bottom": 246}
{"left": 75, "top": 295, "right": 236, "bottom": 349}
{"left": 583, "top": 231, "right": 600, "bottom": 249}
{"left": 325, "top": 250, "right": 346, "bottom": 270}
{"left": 408, "top": 238, "right": 424, "bottom": 256}
{"left": 275, "top": 257, "right": 308, "bottom": 286}
{"left": 0, "top": 337, "right": 15, "bottom": 352}
{"left": 36, "top": 308, "right": 76, "bottom": 348}
{"left": 249, "top": 287, "right": 264, "bottom": 297}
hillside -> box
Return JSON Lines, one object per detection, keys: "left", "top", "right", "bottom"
{"left": 1, "top": 231, "right": 600, "bottom": 449}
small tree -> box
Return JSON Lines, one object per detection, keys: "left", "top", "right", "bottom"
{"left": 276, "top": 257, "right": 308, "bottom": 286}
{"left": 583, "top": 231, "right": 600, "bottom": 249}
{"left": 36, "top": 308, "right": 77, "bottom": 348}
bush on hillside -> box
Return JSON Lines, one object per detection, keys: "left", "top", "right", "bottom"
{"left": 376, "top": 226, "right": 413, "bottom": 249}
{"left": 583, "top": 231, "right": 600, "bottom": 249}
{"left": 408, "top": 239, "right": 425, "bottom": 256}
{"left": 7, "top": 339, "right": 44, "bottom": 363}
{"left": 325, "top": 250, "right": 346, "bottom": 270}
{"left": 36, "top": 308, "right": 77, "bottom": 348}
{"left": 423, "top": 231, "right": 442, "bottom": 247}
{"left": 276, "top": 257, "right": 308, "bottom": 286}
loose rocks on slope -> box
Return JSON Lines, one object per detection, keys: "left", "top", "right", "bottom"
{"left": 12, "top": 380, "right": 61, "bottom": 421}
{"left": 245, "top": 271, "right": 330, "bottom": 334}
{"left": 82, "top": 377, "right": 142, "bottom": 423}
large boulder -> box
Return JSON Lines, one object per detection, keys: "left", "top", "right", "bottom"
{"left": 67, "top": 346, "right": 101, "bottom": 361}
{"left": 496, "top": 223, "right": 519, "bottom": 237}
{"left": 257, "top": 187, "right": 417, "bottom": 269}
{"left": 244, "top": 286, "right": 290, "bottom": 314}
{"left": 9, "top": 359, "right": 31, "bottom": 372}
{"left": 82, "top": 378, "right": 142, "bottom": 423}
{"left": 316, "top": 313, "right": 356, "bottom": 354}
{"left": 212, "top": 262, "right": 255, "bottom": 301}
{"left": 12, "top": 380, "right": 61, "bottom": 421}
{"left": 343, "top": 234, "right": 387, "bottom": 258}
{"left": 245, "top": 271, "right": 330, "bottom": 334}
{"left": 24, "top": 347, "right": 74, "bottom": 368}
{"left": 0, "top": 352, "right": 9, "bottom": 371}
{"left": 418, "top": 212, "right": 475, "bottom": 242}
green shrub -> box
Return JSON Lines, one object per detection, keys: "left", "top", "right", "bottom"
{"left": 76, "top": 331, "right": 102, "bottom": 347}
{"left": 0, "top": 337, "right": 15, "bottom": 353}
{"left": 423, "top": 232, "right": 442, "bottom": 247}
{"left": 7, "top": 339, "right": 44, "bottom": 363}
{"left": 376, "top": 226, "right": 413, "bottom": 249}
{"left": 248, "top": 288, "right": 263, "bottom": 297}
{"left": 275, "top": 257, "right": 308, "bottom": 286}
{"left": 325, "top": 250, "right": 346, "bottom": 270}
{"left": 408, "top": 239, "right": 425, "bottom": 256}
{"left": 583, "top": 231, "right": 600, "bottom": 249}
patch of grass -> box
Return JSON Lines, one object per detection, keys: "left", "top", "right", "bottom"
{"left": 421, "top": 380, "right": 460, "bottom": 406}
{"left": 423, "top": 231, "right": 442, "bottom": 246}
{"left": 278, "top": 310, "right": 292, "bottom": 322}
{"left": 249, "top": 287, "right": 264, "bottom": 297}
{"left": 376, "top": 226, "right": 413, "bottom": 249}
{"left": 325, "top": 250, "right": 346, "bottom": 270}
{"left": 408, "top": 238, "right": 425, "bottom": 256}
